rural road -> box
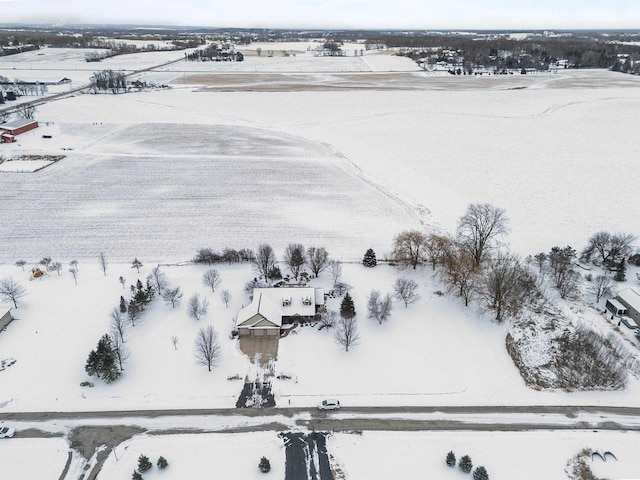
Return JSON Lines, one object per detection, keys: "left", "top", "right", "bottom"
{"left": 0, "top": 56, "right": 186, "bottom": 116}
{"left": 4, "top": 404, "right": 640, "bottom": 480}
{"left": 3, "top": 404, "right": 640, "bottom": 480}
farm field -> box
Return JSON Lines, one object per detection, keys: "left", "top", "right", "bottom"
{"left": 2, "top": 44, "right": 640, "bottom": 480}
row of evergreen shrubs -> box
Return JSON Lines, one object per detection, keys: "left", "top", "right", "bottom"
{"left": 446, "top": 451, "right": 488, "bottom": 479}
{"left": 132, "top": 455, "right": 168, "bottom": 479}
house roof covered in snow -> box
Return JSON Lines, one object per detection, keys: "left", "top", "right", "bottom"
{"left": 236, "top": 287, "right": 324, "bottom": 329}
{"left": 255, "top": 287, "right": 322, "bottom": 318}
{"left": 616, "top": 288, "right": 640, "bottom": 312}
{"left": 237, "top": 291, "right": 283, "bottom": 329}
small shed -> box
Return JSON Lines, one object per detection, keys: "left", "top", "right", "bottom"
{"left": 1, "top": 132, "right": 15, "bottom": 143}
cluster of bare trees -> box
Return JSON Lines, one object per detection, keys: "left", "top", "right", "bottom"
{"left": 193, "top": 247, "right": 255, "bottom": 265}
{"left": 254, "top": 243, "right": 331, "bottom": 282}
{"left": 532, "top": 229, "right": 636, "bottom": 303}
{"left": 581, "top": 231, "right": 636, "bottom": 267}
{"left": 90, "top": 70, "right": 127, "bottom": 94}
{"left": 391, "top": 203, "right": 534, "bottom": 323}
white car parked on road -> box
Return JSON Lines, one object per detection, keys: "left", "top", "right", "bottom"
{"left": 0, "top": 426, "right": 15, "bottom": 438}
{"left": 317, "top": 399, "right": 340, "bottom": 410}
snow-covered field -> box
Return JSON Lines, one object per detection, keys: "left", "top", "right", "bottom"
{"left": 331, "top": 430, "right": 640, "bottom": 480}
{"left": 6, "top": 428, "right": 639, "bottom": 479}
{"left": 2, "top": 45, "right": 640, "bottom": 479}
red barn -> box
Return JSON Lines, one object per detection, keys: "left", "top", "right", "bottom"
{"left": 0, "top": 118, "right": 39, "bottom": 136}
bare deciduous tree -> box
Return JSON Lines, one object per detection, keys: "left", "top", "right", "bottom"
{"left": 131, "top": 258, "right": 143, "bottom": 273}
{"left": 171, "top": 335, "right": 179, "bottom": 350}
{"left": 328, "top": 260, "right": 343, "bottom": 284}
{"left": 187, "top": 294, "right": 209, "bottom": 321}
{"left": 479, "top": 253, "right": 536, "bottom": 323}
{"left": 162, "top": 286, "right": 183, "bottom": 308}
{"left": 110, "top": 330, "right": 129, "bottom": 371}
{"left": 456, "top": 203, "right": 508, "bottom": 266}
{"left": 284, "top": 243, "right": 306, "bottom": 280}
{"left": 110, "top": 307, "right": 127, "bottom": 343}
{"left": 70, "top": 259, "right": 79, "bottom": 271}
{"left": 581, "top": 231, "right": 636, "bottom": 266}
{"left": 549, "top": 246, "right": 580, "bottom": 299}
{"left": 393, "top": 278, "right": 420, "bottom": 307}
{"left": 334, "top": 315, "right": 360, "bottom": 352}
{"left": 424, "top": 233, "right": 454, "bottom": 270}
{"left": 589, "top": 275, "right": 613, "bottom": 303}
{"left": 0, "top": 277, "right": 26, "bottom": 308}
{"left": 98, "top": 252, "right": 108, "bottom": 276}
{"left": 367, "top": 290, "right": 394, "bottom": 324}
{"left": 127, "top": 300, "right": 141, "bottom": 327}
{"left": 306, "top": 247, "right": 329, "bottom": 278}
{"left": 15, "top": 103, "right": 36, "bottom": 120}
{"left": 14, "top": 260, "right": 26, "bottom": 271}
{"left": 533, "top": 252, "right": 547, "bottom": 272}
{"left": 39, "top": 257, "right": 52, "bottom": 269}
{"left": 194, "top": 325, "right": 222, "bottom": 371}
{"left": 392, "top": 230, "right": 428, "bottom": 269}
{"left": 69, "top": 267, "right": 78, "bottom": 285}
{"left": 147, "top": 266, "right": 168, "bottom": 295}
{"left": 220, "top": 289, "right": 232, "bottom": 308}
{"left": 48, "top": 262, "right": 63, "bottom": 276}
{"left": 119, "top": 276, "right": 126, "bottom": 289}
{"left": 253, "top": 244, "right": 276, "bottom": 280}
{"left": 202, "top": 268, "right": 222, "bottom": 292}
{"left": 319, "top": 309, "right": 338, "bottom": 329}
{"left": 441, "top": 247, "right": 479, "bottom": 307}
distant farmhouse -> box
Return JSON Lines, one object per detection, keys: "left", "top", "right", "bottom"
{"left": 0, "top": 118, "right": 38, "bottom": 143}
{"left": 236, "top": 287, "right": 325, "bottom": 337}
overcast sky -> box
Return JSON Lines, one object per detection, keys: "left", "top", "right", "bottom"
{"left": 1, "top": 0, "right": 639, "bottom": 30}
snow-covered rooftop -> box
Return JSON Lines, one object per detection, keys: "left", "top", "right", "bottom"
{"left": 617, "top": 288, "right": 640, "bottom": 312}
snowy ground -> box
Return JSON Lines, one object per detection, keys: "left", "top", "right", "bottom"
{"left": 330, "top": 430, "right": 640, "bottom": 480}
{"left": 4, "top": 427, "right": 639, "bottom": 480}
{"left": 1, "top": 262, "right": 639, "bottom": 414}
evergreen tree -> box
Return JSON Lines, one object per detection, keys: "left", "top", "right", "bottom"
{"left": 268, "top": 265, "right": 282, "bottom": 281}
{"left": 131, "top": 258, "right": 143, "bottom": 273}
{"left": 473, "top": 466, "right": 489, "bottom": 480}
{"left": 157, "top": 456, "right": 168, "bottom": 469}
{"left": 132, "top": 472, "right": 142, "bottom": 480}
{"left": 459, "top": 455, "right": 473, "bottom": 473}
{"left": 119, "top": 296, "right": 127, "bottom": 313}
{"left": 614, "top": 258, "right": 627, "bottom": 282}
{"left": 362, "top": 248, "right": 377, "bottom": 267}
{"left": 259, "top": 456, "right": 271, "bottom": 473}
{"left": 130, "top": 279, "right": 155, "bottom": 309}
{"left": 85, "top": 334, "right": 121, "bottom": 383}
{"left": 340, "top": 292, "right": 356, "bottom": 319}
{"left": 85, "top": 349, "right": 101, "bottom": 378}
{"left": 138, "top": 455, "right": 152, "bottom": 473}
{"left": 446, "top": 451, "right": 456, "bottom": 467}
